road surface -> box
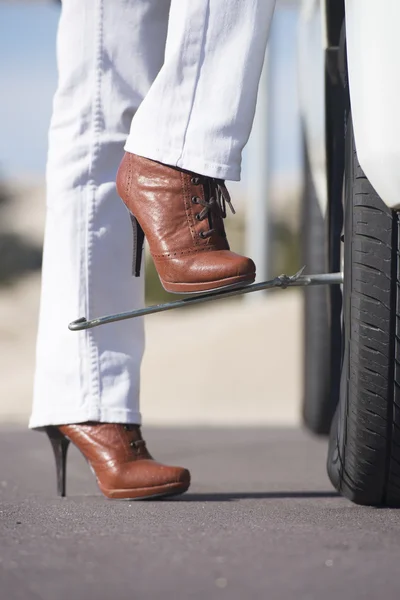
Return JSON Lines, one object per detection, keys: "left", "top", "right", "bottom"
{"left": 2, "top": 427, "right": 400, "bottom": 600}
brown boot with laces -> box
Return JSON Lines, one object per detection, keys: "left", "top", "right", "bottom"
{"left": 116, "top": 152, "right": 256, "bottom": 294}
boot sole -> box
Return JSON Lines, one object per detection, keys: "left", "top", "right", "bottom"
{"left": 98, "top": 480, "right": 190, "bottom": 500}
{"left": 159, "top": 273, "right": 256, "bottom": 295}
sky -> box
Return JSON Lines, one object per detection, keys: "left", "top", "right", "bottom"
{"left": 0, "top": 2, "right": 301, "bottom": 181}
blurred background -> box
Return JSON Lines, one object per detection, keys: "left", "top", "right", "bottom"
{"left": 0, "top": 0, "right": 303, "bottom": 426}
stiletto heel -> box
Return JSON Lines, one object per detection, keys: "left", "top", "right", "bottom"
{"left": 130, "top": 214, "right": 145, "bottom": 277}
{"left": 45, "top": 427, "right": 70, "bottom": 497}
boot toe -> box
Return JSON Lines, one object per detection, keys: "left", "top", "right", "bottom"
{"left": 200, "top": 250, "right": 255, "bottom": 281}
{"left": 162, "top": 251, "right": 255, "bottom": 284}
{"left": 234, "top": 254, "right": 255, "bottom": 277}
{"left": 149, "top": 463, "right": 191, "bottom": 488}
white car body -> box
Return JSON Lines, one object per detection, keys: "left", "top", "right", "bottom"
{"left": 300, "top": 0, "right": 400, "bottom": 211}
{"left": 298, "top": 0, "right": 327, "bottom": 216}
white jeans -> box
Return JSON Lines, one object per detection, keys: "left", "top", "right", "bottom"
{"left": 30, "top": 0, "right": 275, "bottom": 429}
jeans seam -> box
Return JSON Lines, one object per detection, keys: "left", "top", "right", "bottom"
{"left": 84, "top": 0, "right": 105, "bottom": 420}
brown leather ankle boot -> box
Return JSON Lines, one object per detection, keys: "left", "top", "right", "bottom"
{"left": 46, "top": 423, "right": 190, "bottom": 500}
{"left": 116, "top": 153, "right": 256, "bottom": 294}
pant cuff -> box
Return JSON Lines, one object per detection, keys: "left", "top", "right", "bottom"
{"left": 29, "top": 408, "right": 142, "bottom": 430}
{"left": 124, "top": 140, "right": 241, "bottom": 182}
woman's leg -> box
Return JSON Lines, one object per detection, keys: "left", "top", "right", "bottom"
{"left": 30, "top": 0, "right": 171, "bottom": 428}
{"left": 125, "top": 0, "right": 276, "bottom": 181}
{"left": 117, "top": 0, "right": 276, "bottom": 294}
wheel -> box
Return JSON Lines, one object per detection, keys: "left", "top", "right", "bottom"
{"left": 327, "top": 113, "right": 400, "bottom": 506}
{"left": 301, "top": 142, "right": 332, "bottom": 434}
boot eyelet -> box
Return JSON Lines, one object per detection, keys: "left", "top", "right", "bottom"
{"left": 195, "top": 213, "right": 202, "bottom": 221}
{"left": 191, "top": 177, "right": 200, "bottom": 185}
{"left": 199, "top": 232, "right": 206, "bottom": 239}
{"left": 192, "top": 196, "right": 199, "bottom": 204}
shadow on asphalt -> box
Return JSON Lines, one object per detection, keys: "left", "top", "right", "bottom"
{"left": 163, "top": 491, "right": 339, "bottom": 502}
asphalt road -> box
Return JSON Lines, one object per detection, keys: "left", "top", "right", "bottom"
{"left": 1, "top": 426, "right": 400, "bottom": 600}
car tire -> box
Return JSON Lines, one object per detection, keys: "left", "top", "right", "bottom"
{"left": 327, "top": 113, "right": 400, "bottom": 506}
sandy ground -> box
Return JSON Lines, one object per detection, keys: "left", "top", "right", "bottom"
{"left": 0, "top": 182, "right": 302, "bottom": 426}
{"left": 142, "top": 292, "right": 302, "bottom": 426}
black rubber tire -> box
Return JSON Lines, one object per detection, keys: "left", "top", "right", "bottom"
{"left": 327, "top": 114, "right": 400, "bottom": 506}
{"left": 301, "top": 142, "right": 341, "bottom": 434}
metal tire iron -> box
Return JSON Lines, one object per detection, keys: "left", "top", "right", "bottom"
{"left": 68, "top": 268, "right": 343, "bottom": 332}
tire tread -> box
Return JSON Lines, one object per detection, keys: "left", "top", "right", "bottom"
{"left": 328, "top": 122, "right": 400, "bottom": 506}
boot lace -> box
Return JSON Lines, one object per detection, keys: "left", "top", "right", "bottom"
{"left": 191, "top": 176, "right": 235, "bottom": 239}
